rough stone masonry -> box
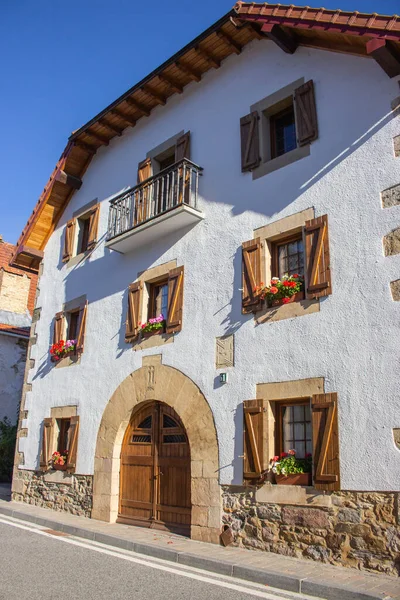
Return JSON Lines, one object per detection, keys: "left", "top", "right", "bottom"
{"left": 222, "top": 486, "right": 400, "bottom": 577}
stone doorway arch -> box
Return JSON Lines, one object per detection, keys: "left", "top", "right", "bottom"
{"left": 92, "top": 355, "right": 220, "bottom": 543}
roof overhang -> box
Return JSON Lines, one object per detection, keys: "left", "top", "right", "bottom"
{"left": 12, "top": 3, "right": 400, "bottom": 269}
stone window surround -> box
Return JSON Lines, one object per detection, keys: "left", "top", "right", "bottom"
{"left": 133, "top": 260, "right": 177, "bottom": 351}
{"left": 67, "top": 198, "right": 99, "bottom": 269}
{"left": 253, "top": 208, "right": 320, "bottom": 324}
{"left": 250, "top": 78, "right": 310, "bottom": 181}
{"left": 255, "top": 377, "right": 326, "bottom": 505}
{"left": 55, "top": 295, "right": 87, "bottom": 369}
{"left": 146, "top": 130, "right": 184, "bottom": 175}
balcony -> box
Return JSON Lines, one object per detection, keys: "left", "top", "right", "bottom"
{"left": 106, "top": 159, "right": 204, "bottom": 253}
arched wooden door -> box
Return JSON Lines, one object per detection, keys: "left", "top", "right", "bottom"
{"left": 118, "top": 401, "right": 191, "bottom": 535}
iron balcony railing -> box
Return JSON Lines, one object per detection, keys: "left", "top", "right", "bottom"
{"left": 107, "top": 159, "right": 203, "bottom": 241}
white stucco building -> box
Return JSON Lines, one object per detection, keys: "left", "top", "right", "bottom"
{"left": 11, "top": 3, "right": 400, "bottom": 575}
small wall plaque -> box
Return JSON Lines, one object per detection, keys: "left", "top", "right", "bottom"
{"left": 216, "top": 334, "right": 234, "bottom": 369}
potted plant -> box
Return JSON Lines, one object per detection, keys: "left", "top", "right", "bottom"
{"left": 254, "top": 274, "right": 303, "bottom": 308}
{"left": 270, "top": 450, "right": 312, "bottom": 486}
{"left": 49, "top": 339, "right": 77, "bottom": 362}
{"left": 139, "top": 314, "right": 165, "bottom": 338}
{"left": 52, "top": 450, "right": 68, "bottom": 471}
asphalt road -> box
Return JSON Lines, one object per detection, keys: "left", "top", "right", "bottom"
{"left": 0, "top": 517, "right": 317, "bottom": 600}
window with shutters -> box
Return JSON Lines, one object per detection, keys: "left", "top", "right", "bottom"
{"left": 62, "top": 202, "right": 100, "bottom": 263}
{"left": 125, "top": 262, "right": 184, "bottom": 346}
{"left": 275, "top": 400, "right": 312, "bottom": 459}
{"left": 242, "top": 210, "right": 331, "bottom": 320}
{"left": 39, "top": 414, "right": 80, "bottom": 473}
{"left": 240, "top": 78, "right": 318, "bottom": 179}
{"left": 51, "top": 296, "right": 88, "bottom": 367}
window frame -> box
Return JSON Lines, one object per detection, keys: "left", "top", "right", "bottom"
{"left": 269, "top": 104, "right": 297, "bottom": 160}
{"left": 274, "top": 398, "right": 312, "bottom": 459}
{"left": 270, "top": 232, "right": 305, "bottom": 294}
{"left": 147, "top": 277, "right": 169, "bottom": 323}
{"left": 56, "top": 418, "right": 71, "bottom": 455}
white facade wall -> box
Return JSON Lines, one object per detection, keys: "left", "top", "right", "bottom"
{"left": 21, "top": 40, "right": 400, "bottom": 490}
{"left": 0, "top": 335, "right": 27, "bottom": 424}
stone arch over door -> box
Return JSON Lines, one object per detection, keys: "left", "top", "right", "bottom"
{"left": 92, "top": 355, "right": 220, "bottom": 543}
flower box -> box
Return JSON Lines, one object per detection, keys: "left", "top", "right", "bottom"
{"left": 53, "top": 463, "right": 67, "bottom": 472}
{"left": 142, "top": 328, "right": 164, "bottom": 339}
{"left": 270, "top": 291, "right": 304, "bottom": 307}
{"left": 275, "top": 473, "right": 311, "bottom": 486}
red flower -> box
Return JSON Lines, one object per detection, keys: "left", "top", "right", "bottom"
{"left": 305, "top": 453, "right": 312, "bottom": 458}
{"left": 293, "top": 274, "right": 299, "bottom": 278}
{"left": 280, "top": 452, "right": 288, "bottom": 458}
{"left": 283, "top": 280, "right": 291, "bottom": 287}
{"left": 288, "top": 281, "right": 297, "bottom": 288}
{"left": 282, "top": 298, "right": 291, "bottom": 304}
{"left": 269, "top": 286, "right": 278, "bottom": 295}
{"left": 272, "top": 456, "right": 279, "bottom": 462}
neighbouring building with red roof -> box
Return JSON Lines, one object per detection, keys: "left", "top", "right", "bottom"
{"left": 9, "top": 2, "right": 400, "bottom": 576}
{"left": 0, "top": 236, "right": 37, "bottom": 423}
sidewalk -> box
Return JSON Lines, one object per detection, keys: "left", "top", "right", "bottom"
{"left": 0, "top": 494, "right": 398, "bottom": 600}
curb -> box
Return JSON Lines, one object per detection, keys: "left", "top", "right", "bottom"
{"left": 0, "top": 505, "right": 391, "bottom": 600}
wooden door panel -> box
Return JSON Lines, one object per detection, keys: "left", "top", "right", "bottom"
{"left": 118, "top": 402, "right": 191, "bottom": 534}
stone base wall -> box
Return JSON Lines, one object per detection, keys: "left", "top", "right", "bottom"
{"left": 12, "top": 470, "right": 93, "bottom": 517}
{"left": 222, "top": 486, "right": 400, "bottom": 577}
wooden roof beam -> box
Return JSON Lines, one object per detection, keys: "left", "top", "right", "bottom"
{"left": 55, "top": 170, "right": 82, "bottom": 190}
{"left": 99, "top": 119, "right": 124, "bottom": 136}
{"left": 261, "top": 23, "right": 298, "bottom": 54}
{"left": 158, "top": 73, "right": 183, "bottom": 94}
{"left": 175, "top": 61, "right": 202, "bottom": 82}
{"left": 141, "top": 85, "right": 167, "bottom": 105}
{"left": 110, "top": 109, "right": 137, "bottom": 126}
{"left": 125, "top": 97, "right": 151, "bottom": 116}
{"left": 216, "top": 31, "right": 242, "bottom": 55}
{"left": 86, "top": 129, "right": 110, "bottom": 145}
{"left": 366, "top": 38, "right": 400, "bottom": 78}
{"left": 195, "top": 45, "right": 221, "bottom": 68}
{"left": 73, "top": 140, "right": 98, "bottom": 154}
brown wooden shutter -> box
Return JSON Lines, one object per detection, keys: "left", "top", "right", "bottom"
{"left": 62, "top": 219, "right": 76, "bottom": 262}
{"left": 243, "top": 399, "right": 268, "bottom": 481}
{"left": 136, "top": 158, "right": 152, "bottom": 224}
{"left": 39, "top": 417, "right": 55, "bottom": 471}
{"left": 125, "top": 282, "right": 142, "bottom": 341}
{"left": 240, "top": 111, "right": 260, "bottom": 172}
{"left": 166, "top": 266, "right": 184, "bottom": 334}
{"left": 304, "top": 214, "right": 332, "bottom": 299}
{"left": 242, "top": 238, "right": 262, "bottom": 313}
{"left": 312, "top": 393, "right": 340, "bottom": 491}
{"left": 76, "top": 301, "right": 88, "bottom": 353}
{"left": 175, "top": 132, "right": 191, "bottom": 161}
{"left": 66, "top": 416, "right": 80, "bottom": 473}
{"left": 87, "top": 204, "right": 100, "bottom": 251}
{"left": 294, "top": 80, "right": 318, "bottom": 146}
{"left": 53, "top": 311, "right": 65, "bottom": 344}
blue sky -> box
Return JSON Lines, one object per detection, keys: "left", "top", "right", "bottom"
{"left": 1, "top": 0, "right": 399, "bottom": 244}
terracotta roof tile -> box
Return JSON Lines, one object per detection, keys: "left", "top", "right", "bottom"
{"left": 0, "top": 323, "right": 30, "bottom": 338}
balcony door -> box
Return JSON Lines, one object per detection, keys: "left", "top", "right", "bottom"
{"left": 118, "top": 401, "right": 191, "bottom": 535}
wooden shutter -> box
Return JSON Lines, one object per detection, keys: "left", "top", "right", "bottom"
{"left": 243, "top": 399, "right": 268, "bottom": 481}
{"left": 175, "top": 131, "right": 191, "bottom": 161}
{"left": 39, "top": 417, "right": 55, "bottom": 471}
{"left": 66, "top": 416, "right": 80, "bottom": 473}
{"left": 136, "top": 158, "right": 152, "bottom": 224}
{"left": 166, "top": 266, "right": 184, "bottom": 334}
{"left": 87, "top": 204, "right": 100, "bottom": 251}
{"left": 312, "top": 393, "right": 340, "bottom": 491}
{"left": 240, "top": 111, "right": 260, "bottom": 172}
{"left": 125, "top": 282, "right": 142, "bottom": 341}
{"left": 62, "top": 219, "right": 76, "bottom": 262}
{"left": 242, "top": 238, "right": 262, "bottom": 314}
{"left": 304, "top": 214, "right": 332, "bottom": 299}
{"left": 76, "top": 301, "right": 88, "bottom": 353}
{"left": 294, "top": 80, "right": 318, "bottom": 146}
{"left": 53, "top": 311, "right": 65, "bottom": 344}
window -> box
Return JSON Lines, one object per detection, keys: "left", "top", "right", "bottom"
{"left": 272, "top": 234, "right": 304, "bottom": 279}
{"left": 57, "top": 418, "right": 71, "bottom": 454}
{"left": 77, "top": 216, "right": 91, "bottom": 254}
{"left": 148, "top": 280, "right": 168, "bottom": 320}
{"left": 240, "top": 79, "right": 318, "bottom": 178}
{"left": 270, "top": 105, "right": 297, "bottom": 159}
{"left": 276, "top": 401, "right": 312, "bottom": 459}
{"left": 52, "top": 297, "right": 88, "bottom": 363}
{"left": 62, "top": 203, "right": 100, "bottom": 263}
{"left": 125, "top": 265, "right": 184, "bottom": 343}
{"left": 67, "top": 311, "right": 80, "bottom": 342}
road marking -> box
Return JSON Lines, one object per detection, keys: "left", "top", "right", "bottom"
{"left": 0, "top": 516, "right": 320, "bottom": 600}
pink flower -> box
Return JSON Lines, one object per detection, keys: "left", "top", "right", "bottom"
{"left": 288, "top": 449, "right": 296, "bottom": 455}
{"left": 269, "top": 286, "right": 278, "bottom": 295}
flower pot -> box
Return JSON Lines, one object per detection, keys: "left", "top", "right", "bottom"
{"left": 53, "top": 463, "right": 67, "bottom": 471}
{"left": 275, "top": 473, "right": 311, "bottom": 486}
{"left": 270, "top": 292, "right": 304, "bottom": 307}
{"left": 142, "top": 328, "right": 164, "bottom": 339}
